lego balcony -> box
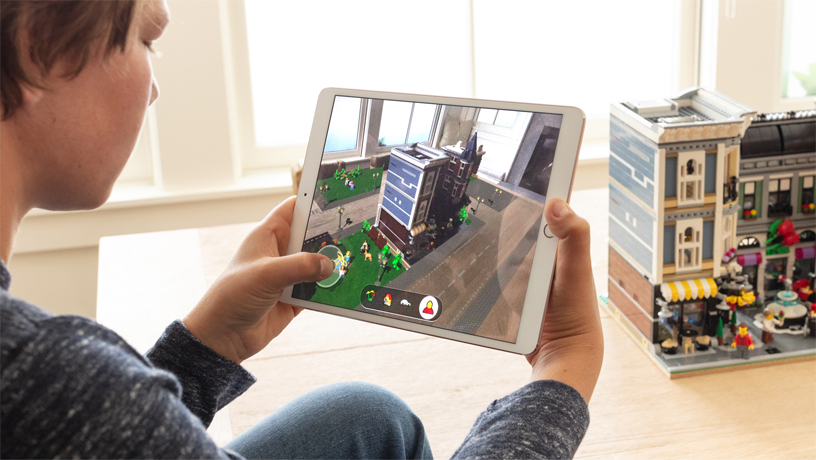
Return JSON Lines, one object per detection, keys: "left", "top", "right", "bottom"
{"left": 723, "top": 177, "right": 738, "bottom": 204}
{"left": 768, "top": 202, "right": 793, "bottom": 218}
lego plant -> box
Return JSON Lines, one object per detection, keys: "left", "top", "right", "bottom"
{"left": 381, "top": 245, "right": 391, "bottom": 257}
{"left": 766, "top": 219, "right": 800, "bottom": 255}
{"left": 458, "top": 206, "right": 468, "bottom": 222}
{"left": 391, "top": 253, "right": 403, "bottom": 270}
{"left": 362, "top": 220, "right": 372, "bottom": 233}
{"left": 803, "top": 202, "right": 815, "bottom": 213}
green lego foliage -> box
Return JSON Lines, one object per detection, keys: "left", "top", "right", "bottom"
{"left": 362, "top": 220, "right": 372, "bottom": 232}
{"left": 391, "top": 254, "right": 402, "bottom": 269}
{"left": 320, "top": 167, "right": 384, "bottom": 204}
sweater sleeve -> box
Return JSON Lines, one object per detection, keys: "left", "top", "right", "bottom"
{"left": 146, "top": 320, "right": 256, "bottom": 427}
{"left": 451, "top": 380, "right": 590, "bottom": 460}
{"left": 1, "top": 301, "right": 247, "bottom": 459}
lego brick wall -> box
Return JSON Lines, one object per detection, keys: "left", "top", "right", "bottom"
{"left": 609, "top": 247, "right": 655, "bottom": 341}
{"left": 609, "top": 181, "right": 655, "bottom": 274}
{"left": 609, "top": 116, "right": 657, "bottom": 208}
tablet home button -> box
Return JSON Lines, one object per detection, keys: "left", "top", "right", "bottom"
{"left": 543, "top": 224, "right": 554, "bottom": 238}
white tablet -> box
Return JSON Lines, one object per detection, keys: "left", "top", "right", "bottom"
{"left": 282, "top": 88, "right": 585, "bottom": 354}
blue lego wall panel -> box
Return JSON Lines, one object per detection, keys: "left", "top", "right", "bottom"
{"left": 609, "top": 183, "right": 654, "bottom": 246}
{"left": 382, "top": 182, "right": 413, "bottom": 228}
{"left": 703, "top": 220, "right": 714, "bottom": 259}
{"left": 386, "top": 155, "right": 421, "bottom": 199}
{"left": 609, "top": 182, "right": 654, "bottom": 274}
{"left": 664, "top": 224, "right": 675, "bottom": 264}
{"left": 609, "top": 116, "right": 657, "bottom": 209}
{"left": 665, "top": 157, "right": 677, "bottom": 198}
{"left": 704, "top": 153, "right": 716, "bottom": 194}
{"left": 610, "top": 220, "right": 653, "bottom": 274}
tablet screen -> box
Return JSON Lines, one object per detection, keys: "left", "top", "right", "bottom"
{"left": 293, "top": 96, "right": 563, "bottom": 343}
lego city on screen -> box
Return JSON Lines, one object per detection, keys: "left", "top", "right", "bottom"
{"left": 293, "top": 97, "right": 563, "bottom": 343}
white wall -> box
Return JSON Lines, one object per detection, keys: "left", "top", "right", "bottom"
{"left": 10, "top": 192, "right": 292, "bottom": 319}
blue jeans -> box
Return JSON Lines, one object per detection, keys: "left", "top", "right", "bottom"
{"left": 224, "top": 382, "right": 433, "bottom": 459}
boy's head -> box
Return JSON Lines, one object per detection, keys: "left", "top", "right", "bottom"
{"left": 1, "top": 0, "right": 169, "bottom": 211}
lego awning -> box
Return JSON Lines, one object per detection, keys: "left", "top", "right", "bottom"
{"left": 737, "top": 252, "right": 762, "bottom": 266}
{"left": 661, "top": 278, "right": 719, "bottom": 303}
{"left": 796, "top": 246, "right": 815, "bottom": 260}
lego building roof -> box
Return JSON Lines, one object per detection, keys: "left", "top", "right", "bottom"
{"left": 611, "top": 87, "right": 757, "bottom": 143}
{"left": 741, "top": 111, "right": 816, "bottom": 159}
{"left": 441, "top": 133, "right": 486, "bottom": 164}
{"left": 391, "top": 143, "right": 448, "bottom": 169}
{"left": 622, "top": 87, "right": 754, "bottom": 128}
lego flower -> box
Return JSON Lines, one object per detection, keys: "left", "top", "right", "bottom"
{"left": 751, "top": 209, "right": 757, "bottom": 216}
{"left": 783, "top": 233, "right": 801, "bottom": 246}
{"left": 777, "top": 219, "right": 795, "bottom": 236}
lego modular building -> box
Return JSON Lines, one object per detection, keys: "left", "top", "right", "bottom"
{"left": 607, "top": 87, "right": 816, "bottom": 376}
{"left": 608, "top": 88, "right": 756, "bottom": 349}
{"left": 375, "top": 134, "right": 484, "bottom": 258}
{"left": 733, "top": 110, "right": 816, "bottom": 302}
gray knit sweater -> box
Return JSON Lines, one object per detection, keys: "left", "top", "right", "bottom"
{"left": 1, "top": 262, "right": 589, "bottom": 459}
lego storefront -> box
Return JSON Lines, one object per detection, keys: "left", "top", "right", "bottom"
{"left": 655, "top": 277, "right": 727, "bottom": 347}
{"left": 736, "top": 237, "right": 816, "bottom": 302}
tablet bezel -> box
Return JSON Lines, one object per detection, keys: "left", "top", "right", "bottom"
{"left": 282, "top": 88, "right": 585, "bottom": 355}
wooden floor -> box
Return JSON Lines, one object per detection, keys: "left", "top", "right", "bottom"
{"left": 98, "top": 188, "right": 816, "bottom": 459}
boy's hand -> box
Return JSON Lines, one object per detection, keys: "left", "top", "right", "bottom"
{"left": 526, "top": 198, "right": 604, "bottom": 403}
{"left": 183, "top": 197, "right": 332, "bottom": 364}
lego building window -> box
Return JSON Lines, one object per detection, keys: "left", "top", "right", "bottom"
{"left": 448, "top": 157, "right": 456, "bottom": 172}
{"left": 765, "top": 257, "right": 788, "bottom": 300}
{"left": 722, "top": 215, "right": 733, "bottom": 254}
{"left": 677, "top": 151, "right": 705, "bottom": 207}
{"left": 423, "top": 171, "right": 436, "bottom": 195}
{"left": 738, "top": 237, "right": 760, "bottom": 249}
{"left": 768, "top": 178, "right": 792, "bottom": 216}
{"left": 743, "top": 181, "right": 755, "bottom": 212}
{"left": 801, "top": 176, "right": 814, "bottom": 213}
{"left": 417, "top": 200, "right": 428, "bottom": 222}
{"left": 443, "top": 176, "right": 451, "bottom": 190}
{"left": 676, "top": 218, "right": 702, "bottom": 273}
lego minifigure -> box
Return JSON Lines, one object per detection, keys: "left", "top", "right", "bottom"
{"left": 360, "top": 241, "right": 369, "bottom": 255}
{"left": 761, "top": 307, "right": 783, "bottom": 344}
{"left": 730, "top": 322, "right": 754, "bottom": 359}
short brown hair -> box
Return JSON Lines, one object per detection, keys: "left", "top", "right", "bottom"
{"left": 1, "top": 0, "right": 143, "bottom": 120}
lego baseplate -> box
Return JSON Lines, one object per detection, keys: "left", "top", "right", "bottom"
{"left": 603, "top": 296, "right": 816, "bottom": 379}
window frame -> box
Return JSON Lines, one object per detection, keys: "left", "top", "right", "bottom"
{"left": 373, "top": 102, "right": 443, "bottom": 153}
{"left": 677, "top": 150, "right": 705, "bottom": 207}
{"left": 322, "top": 98, "right": 369, "bottom": 161}
{"left": 676, "top": 218, "right": 703, "bottom": 274}
{"left": 801, "top": 175, "right": 815, "bottom": 211}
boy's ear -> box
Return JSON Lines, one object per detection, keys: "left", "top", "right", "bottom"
{"left": 19, "top": 82, "right": 44, "bottom": 108}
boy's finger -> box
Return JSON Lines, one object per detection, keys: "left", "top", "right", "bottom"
{"left": 262, "top": 252, "right": 334, "bottom": 288}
